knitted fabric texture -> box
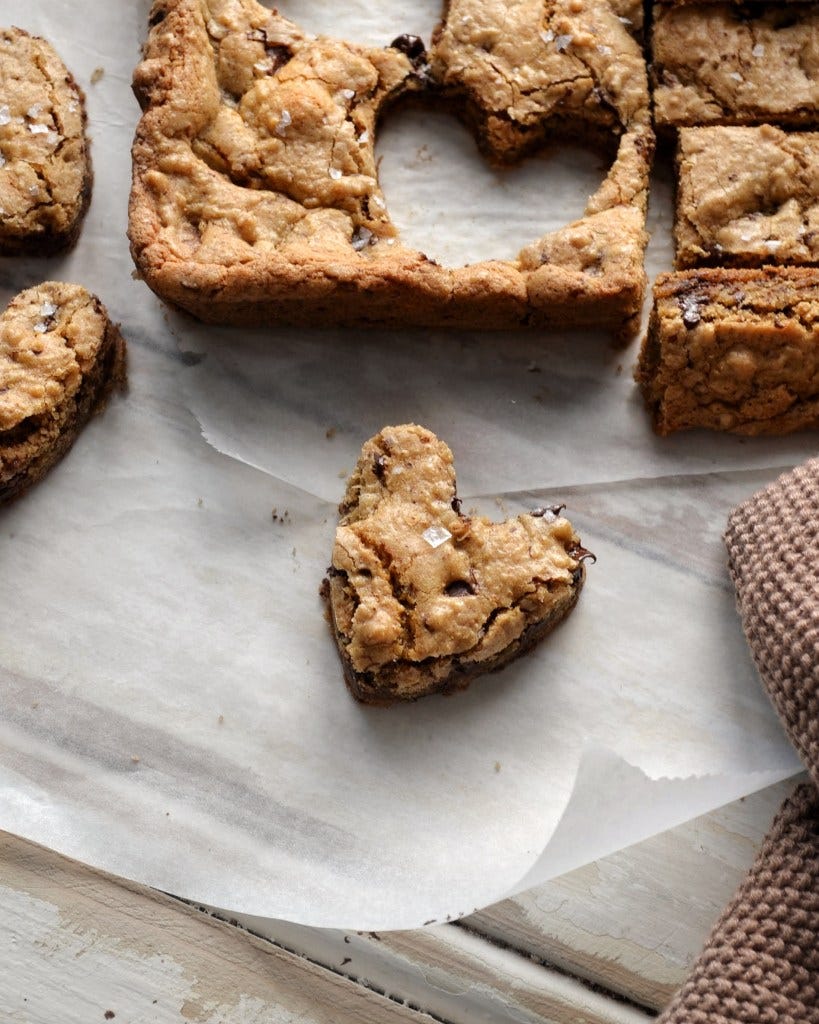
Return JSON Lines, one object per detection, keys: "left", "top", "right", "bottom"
{"left": 725, "top": 457, "right": 819, "bottom": 789}
{"left": 657, "top": 785, "right": 819, "bottom": 1023}
{"left": 658, "top": 460, "right": 819, "bottom": 1021}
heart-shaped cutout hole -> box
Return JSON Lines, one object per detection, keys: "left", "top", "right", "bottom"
{"left": 266, "top": 0, "right": 442, "bottom": 49}
{"left": 377, "top": 106, "right": 609, "bottom": 267}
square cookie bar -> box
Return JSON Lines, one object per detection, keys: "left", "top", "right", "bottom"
{"left": 675, "top": 125, "right": 819, "bottom": 268}
{"left": 636, "top": 267, "right": 819, "bottom": 435}
{"left": 0, "top": 28, "right": 92, "bottom": 255}
{"left": 129, "top": 0, "right": 653, "bottom": 333}
{"left": 652, "top": 3, "right": 819, "bottom": 129}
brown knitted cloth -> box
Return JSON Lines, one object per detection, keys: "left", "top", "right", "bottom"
{"left": 657, "top": 785, "right": 819, "bottom": 1024}
{"left": 725, "top": 457, "right": 819, "bottom": 790}
{"left": 658, "top": 459, "right": 819, "bottom": 1022}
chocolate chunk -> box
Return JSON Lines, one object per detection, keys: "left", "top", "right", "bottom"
{"left": 390, "top": 33, "right": 426, "bottom": 66}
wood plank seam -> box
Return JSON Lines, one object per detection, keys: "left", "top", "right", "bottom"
{"left": 452, "top": 919, "right": 658, "bottom": 1018}
{"left": 197, "top": 904, "right": 655, "bottom": 1024}
{"left": 186, "top": 903, "right": 456, "bottom": 1024}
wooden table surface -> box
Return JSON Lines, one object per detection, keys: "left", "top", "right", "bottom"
{"left": 2, "top": 776, "right": 802, "bottom": 1024}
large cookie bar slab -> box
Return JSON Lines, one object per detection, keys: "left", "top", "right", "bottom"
{"left": 675, "top": 125, "right": 819, "bottom": 269}
{"left": 636, "top": 268, "right": 819, "bottom": 435}
{"left": 652, "top": 3, "right": 819, "bottom": 130}
{"left": 129, "top": 0, "right": 652, "bottom": 333}
{"left": 322, "top": 424, "right": 588, "bottom": 704}
{"left": 0, "top": 282, "right": 126, "bottom": 503}
{"left": 0, "top": 28, "right": 92, "bottom": 255}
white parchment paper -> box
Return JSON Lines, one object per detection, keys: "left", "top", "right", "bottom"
{"left": 0, "top": 0, "right": 808, "bottom": 929}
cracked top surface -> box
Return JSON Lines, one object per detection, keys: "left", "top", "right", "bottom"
{"left": 0, "top": 28, "right": 91, "bottom": 252}
{"left": 653, "top": 4, "right": 819, "bottom": 128}
{"left": 0, "top": 282, "right": 110, "bottom": 432}
{"left": 675, "top": 126, "right": 819, "bottom": 269}
{"left": 432, "top": 0, "right": 650, "bottom": 152}
{"left": 128, "top": 0, "right": 651, "bottom": 327}
{"left": 329, "top": 424, "right": 582, "bottom": 675}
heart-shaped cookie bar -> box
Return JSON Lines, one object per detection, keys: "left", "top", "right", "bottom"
{"left": 323, "top": 424, "right": 589, "bottom": 704}
{"left": 0, "top": 282, "right": 126, "bottom": 503}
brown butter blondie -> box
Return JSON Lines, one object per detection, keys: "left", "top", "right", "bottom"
{"left": 652, "top": 3, "right": 819, "bottom": 130}
{"left": 0, "top": 283, "right": 126, "bottom": 503}
{"left": 0, "top": 28, "right": 92, "bottom": 255}
{"left": 675, "top": 125, "right": 819, "bottom": 269}
{"left": 323, "top": 424, "right": 588, "bottom": 704}
{"left": 129, "top": 0, "right": 653, "bottom": 333}
{"left": 636, "top": 268, "right": 819, "bottom": 435}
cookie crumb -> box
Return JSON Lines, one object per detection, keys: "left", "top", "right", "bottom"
{"left": 325, "top": 426, "right": 336, "bottom": 439}
{"left": 91, "top": 67, "right": 105, "bottom": 85}
{"left": 494, "top": 761, "right": 501, "bottom": 773}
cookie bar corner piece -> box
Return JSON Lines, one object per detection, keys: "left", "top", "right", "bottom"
{"left": 651, "top": 3, "right": 819, "bottom": 131}
{"left": 0, "top": 282, "right": 126, "bottom": 503}
{"left": 636, "top": 267, "right": 819, "bottom": 436}
{"left": 0, "top": 28, "right": 92, "bottom": 255}
{"left": 323, "top": 424, "right": 589, "bottom": 705}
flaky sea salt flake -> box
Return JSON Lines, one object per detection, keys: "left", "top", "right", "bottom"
{"left": 351, "top": 226, "right": 372, "bottom": 251}
{"left": 29, "top": 123, "right": 49, "bottom": 134}
{"left": 329, "top": 166, "right": 342, "bottom": 180}
{"left": 40, "top": 301, "right": 58, "bottom": 318}
{"left": 555, "top": 34, "right": 573, "bottom": 52}
{"left": 33, "top": 322, "right": 48, "bottom": 334}
{"left": 423, "top": 525, "right": 452, "bottom": 549}
{"left": 0, "top": 106, "right": 10, "bottom": 126}
{"left": 275, "top": 109, "right": 291, "bottom": 136}
{"left": 752, "top": 43, "right": 765, "bottom": 58}
{"left": 539, "top": 29, "right": 554, "bottom": 44}
{"left": 729, "top": 72, "right": 743, "bottom": 83}
{"left": 341, "top": 88, "right": 355, "bottom": 100}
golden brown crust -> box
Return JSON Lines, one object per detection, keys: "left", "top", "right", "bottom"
{"left": 675, "top": 126, "right": 819, "bottom": 270}
{"left": 323, "top": 424, "right": 587, "bottom": 704}
{"left": 652, "top": 4, "right": 819, "bottom": 131}
{"left": 636, "top": 268, "right": 819, "bottom": 436}
{"left": 128, "top": 0, "right": 652, "bottom": 333}
{"left": 0, "top": 28, "right": 92, "bottom": 255}
{"left": 0, "top": 283, "right": 126, "bottom": 503}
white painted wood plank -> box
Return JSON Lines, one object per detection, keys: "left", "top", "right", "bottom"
{"left": 1, "top": 781, "right": 802, "bottom": 1023}
{"left": 228, "top": 913, "right": 652, "bottom": 1024}
{"left": 0, "top": 832, "right": 435, "bottom": 1024}
{"left": 465, "top": 779, "right": 802, "bottom": 1010}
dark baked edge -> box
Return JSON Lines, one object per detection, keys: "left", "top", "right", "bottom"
{"left": 321, "top": 568, "right": 585, "bottom": 706}
{"left": 0, "top": 309, "right": 126, "bottom": 504}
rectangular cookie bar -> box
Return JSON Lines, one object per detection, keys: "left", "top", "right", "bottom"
{"left": 652, "top": 3, "right": 819, "bottom": 129}
{"left": 129, "top": 0, "right": 653, "bottom": 333}
{"left": 675, "top": 125, "right": 819, "bottom": 269}
{"left": 636, "top": 267, "right": 819, "bottom": 435}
